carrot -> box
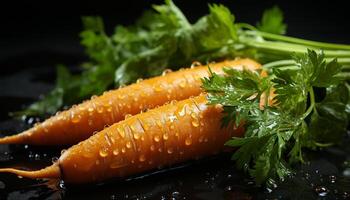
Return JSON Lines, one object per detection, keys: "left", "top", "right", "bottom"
{"left": 0, "top": 95, "right": 244, "bottom": 184}
{"left": 0, "top": 59, "right": 260, "bottom": 145}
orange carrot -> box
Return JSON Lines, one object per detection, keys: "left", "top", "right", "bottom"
{"left": 0, "top": 95, "right": 244, "bottom": 184}
{"left": 0, "top": 59, "right": 260, "bottom": 145}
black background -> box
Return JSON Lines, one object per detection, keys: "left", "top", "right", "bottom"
{"left": 0, "top": 0, "right": 349, "bottom": 74}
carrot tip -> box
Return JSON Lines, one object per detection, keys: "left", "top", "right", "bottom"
{"left": 0, "top": 163, "right": 61, "bottom": 180}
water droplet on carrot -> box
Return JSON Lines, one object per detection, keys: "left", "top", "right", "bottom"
{"left": 124, "top": 114, "right": 132, "bottom": 119}
{"left": 154, "top": 85, "right": 162, "bottom": 92}
{"left": 190, "top": 113, "right": 197, "bottom": 119}
{"left": 163, "top": 133, "right": 169, "bottom": 140}
{"left": 154, "top": 135, "right": 161, "bottom": 142}
{"left": 121, "top": 148, "right": 126, "bottom": 153}
{"left": 185, "top": 138, "right": 192, "bottom": 146}
{"left": 113, "top": 149, "right": 119, "bottom": 156}
{"left": 107, "top": 107, "right": 112, "bottom": 112}
{"left": 139, "top": 154, "right": 146, "bottom": 162}
{"left": 167, "top": 147, "right": 174, "bottom": 154}
{"left": 136, "top": 78, "right": 143, "bottom": 83}
{"left": 95, "top": 160, "right": 100, "bottom": 165}
{"left": 71, "top": 113, "right": 81, "bottom": 123}
{"left": 88, "top": 120, "right": 93, "bottom": 126}
{"left": 126, "top": 141, "right": 132, "bottom": 149}
{"left": 158, "top": 147, "right": 163, "bottom": 152}
{"left": 199, "top": 113, "right": 204, "bottom": 119}
{"left": 51, "top": 157, "right": 59, "bottom": 163}
{"left": 133, "top": 133, "right": 140, "bottom": 140}
{"left": 96, "top": 106, "right": 104, "bottom": 113}
{"left": 91, "top": 95, "right": 98, "bottom": 100}
{"left": 192, "top": 120, "right": 199, "bottom": 127}
{"left": 190, "top": 61, "right": 202, "bottom": 68}
{"left": 179, "top": 80, "right": 186, "bottom": 88}
{"left": 118, "top": 94, "right": 125, "bottom": 99}
{"left": 150, "top": 145, "right": 155, "bottom": 151}
{"left": 199, "top": 136, "right": 204, "bottom": 143}
{"left": 99, "top": 148, "right": 109, "bottom": 157}
{"left": 162, "top": 69, "right": 172, "bottom": 76}
{"left": 61, "top": 149, "right": 67, "bottom": 155}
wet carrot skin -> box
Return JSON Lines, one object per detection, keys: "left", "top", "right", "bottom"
{"left": 59, "top": 95, "right": 244, "bottom": 184}
{"left": 1, "top": 59, "right": 260, "bottom": 145}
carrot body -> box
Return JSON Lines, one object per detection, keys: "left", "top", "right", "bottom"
{"left": 0, "top": 59, "right": 260, "bottom": 145}
{"left": 0, "top": 95, "right": 244, "bottom": 183}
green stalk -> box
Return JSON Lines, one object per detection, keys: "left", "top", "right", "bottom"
{"left": 243, "top": 29, "right": 350, "bottom": 50}
{"left": 301, "top": 88, "right": 315, "bottom": 120}
{"left": 253, "top": 31, "right": 350, "bottom": 50}
{"left": 243, "top": 40, "right": 350, "bottom": 58}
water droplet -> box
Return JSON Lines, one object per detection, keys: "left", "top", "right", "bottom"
{"left": 191, "top": 113, "right": 197, "bottom": 119}
{"left": 225, "top": 186, "right": 232, "bottom": 191}
{"left": 154, "top": 85, "right": 162, "bottom": 92}
{"left": 158, "top": 147, "right": 163, "bottom": 152}
{"left": 139, "top": 154, "right": 146, "bottom": 162}
{"left": 154, "top": 135, "right": 161, "bottom": 142}
{"left": 167, "top": 147, "right": 174, "bottom": 154}
{"left": 91, "top": 95, "right": 98, "bottom": 100}
{"left": 99, "top": 148, "right": 109, "bottom": 157}
{"left": 329, "top": 175, "right": 336, "bottom": 183}
{"left": 88, "top": 107, "right": 94, "bottom": 112}
{"left": 315, "top": 186, "right": 328, "bottom": 197}
{"left": 96, "top": 106, "right": 104, "bottom": 113}
{"left": 133, "top": 133, "right": 141, "bottom": 140}
{"left": 198, "top": 135, "right": 204, "bottom": 143}
{"left": 162, "top": 69, "right": 172, "bottom": 76}
{"left": 113, "top": 149, "right": 119, "bottom": 156}
{"left": 61, "top": 149, "right": 67, "bottom": 155}
{"left": 191, "top": 61, "right": 202, "bottom": 68}
{"left": 95, "top": 160, "right": 100, "bottom": 165}
{"left": 136, "top": 78, "right": 143, "bottom": 83}
{"left": 71, "top": 113, "right": 81, "bottom": 123}
{"left": 51, "top": 157, "right": 59, "bottom": 163}
{"left": 124, "top": 114, "right": 132, "bottom": 119}
{"left": 192, "top": 120, "right": 199, "bottom": 127}
{"left": 179, "top": 80, "right": 186, "bottom": 88}
{"left": 121, "top": 148, "right": 126, "bottom": 153}
{"left": 163, "top": 133, "right": 169, "bottom": 140}
{"left": 133, "top": 97, "right": 138, "bottom": 102}
{"left": 118, "top": 94, "right": 125, "bottom": 99}
{"left": 126, "top": 141, "right": 132, "bottom": 149}
{"left": 150, "top": 145, "right": 155, "bottom": 151}
{"left": 185, "top": 138, "right": 192, "bottom": 146}
{"left": 172, "top": 191, "right": 180, "bottom": 198}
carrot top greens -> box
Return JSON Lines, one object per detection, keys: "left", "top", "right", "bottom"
{"left": 202, "top": 50, "right": 350, "bottom": 185}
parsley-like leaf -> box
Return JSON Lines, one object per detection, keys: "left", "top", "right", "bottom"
{"left": 257, "top": 6, "right": 287, "bottom": 35}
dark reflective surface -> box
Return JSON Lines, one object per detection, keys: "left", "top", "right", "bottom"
{"left": 0, "top": 56, "right": 350, "bottom": 200}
